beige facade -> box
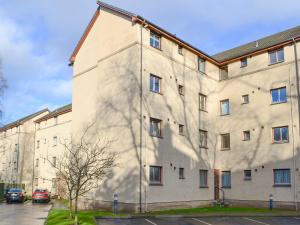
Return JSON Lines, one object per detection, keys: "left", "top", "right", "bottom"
{"left": 0, "top": 109, "right": 49, "bottom": 193}
{"left": 33, "top": 104, "right": 72, "bottom": 195}
{"left": 70, "top": 2, "right": 300, "bottom": 212}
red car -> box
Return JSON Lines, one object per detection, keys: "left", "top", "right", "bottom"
{"left": 32, "top": 189, "right": 51, "bottom": 203}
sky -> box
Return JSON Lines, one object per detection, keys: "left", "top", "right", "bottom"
{"left": 0, "top": 0, "right": 300, "bottom": 124}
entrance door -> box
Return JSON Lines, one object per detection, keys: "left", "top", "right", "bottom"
{"left": 214, "top": 169, "right": 220, "bottom": 200}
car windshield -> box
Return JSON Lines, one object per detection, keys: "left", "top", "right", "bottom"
{"left": 8, "top": 189, "right": 22, "bottom": 193}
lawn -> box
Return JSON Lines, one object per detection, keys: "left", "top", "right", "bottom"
{"left": 46, "top": 209, "right": 127, "bottom": 225}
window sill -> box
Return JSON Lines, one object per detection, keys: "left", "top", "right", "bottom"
{"left": 221, "top": 148, "right": 231, "bottom": 151}
{"left": 273, "top": 184, "right": 291, "bottom": 187}
{"left": 244, "top": 178, "right": 252, "bottom": 181}
{"left": 149, "top": 134, "right": 163, "bottom": 139}
{"left": 149, "top": 183, "right": 163, "bottom": 186}
{"left": 200, "top": 186, "right": 209, "bottom": 189}
{"left": 179, "top": 133, "right": 185, "bottom": 136}
{"left": 240, "top": 65, "right": 247, "bottom": 68}
{"left": 241, "top": 102, "right": 249, "bottom": 105}
{"left": 220, "top": 114, "right": 230, "bottom": 117}
{"left": 200, "top": 146, "right": 208, "bottom": 149}
{"left": 150, "top": 46, "right": 162, "bottom": 51}
{"left": 221, "top": 186, "right": 231, "bottom": 189}
{"left": 272, "top": 141, "right": 289, "bottom": 144}
{"left": 268, "top": 60, "right": 284, "bottom": 66}
{"left": 179, "top": 177, "right": 185, "bottom": 180}
{"left": 150, "top": 90, "right": 163, "bottom": 95}
{"left": 270, "top": 101, "right": 287, "bottom": 105}
{"left": 199, "top": 109, "right": 208, "bottom": 113}
{"left": 243, "top": 139, "right": 250, "bottom": 141}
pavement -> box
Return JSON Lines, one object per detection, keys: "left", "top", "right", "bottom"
{"left": 97, "top": 216, "right": 300, "bottom": 225}
{"left": 0, "top": 201, "right": 52, "bottom": 225}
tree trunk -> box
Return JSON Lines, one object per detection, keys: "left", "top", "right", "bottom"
{"left": 69, "top": 196, "right": 73, "bottom": 220}
{"left": 75, "top": 196, "right": 78, "bottom": 225}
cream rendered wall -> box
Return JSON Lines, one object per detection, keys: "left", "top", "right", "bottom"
{"left": 140, "top": 28, "right": 220, "bottom": 206}
{"left": 216, "top": 45, "right": 300, "bottom": 204}
{"left": 72, "top": 8, "right": 142, "bottom": 207}
{"left": 34, "top": 112, "right": 72, "bottom": 195}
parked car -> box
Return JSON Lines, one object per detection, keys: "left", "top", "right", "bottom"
{"left": 32, "top": 189, "right": 50, "bottom": 203}
{"left": 6, "top": 188, "right": 26, "bottom": 203}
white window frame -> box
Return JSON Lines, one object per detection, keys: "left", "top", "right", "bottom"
{"left": 150, "top": 32, "right": 161, "bottom": 49}
{"left": 199, "top": 130, "right": 208, "bottom": 148}
{"left": 150, "top": 74, "right": 161, "bottom": 93}
{"left": 150, "top": 118, "right": 162, "bottom": 138}
{"left": 198, "top": 57, "right": 206, "bottom": 73}
{"left": 199, "top": 94, "right": 207, "bottom": 111}
{"left": 269, "top": 48, "right": 284, "bottom": 65}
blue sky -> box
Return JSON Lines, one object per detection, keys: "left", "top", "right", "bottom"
{"left": 0, "top": 0, "right": 300, "bottom": 124}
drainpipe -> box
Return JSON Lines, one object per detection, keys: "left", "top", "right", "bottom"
{"left": 16, "top": 123, "right": 21, "bottom": 184}
{"left": 32, "top": 123, "right": 37, "bottom": 194}
{"left": 292, "top": 37, "right": 300, "bottom": 211}
{"left": 139, "top": 21, "right": 144, "bottom": 214}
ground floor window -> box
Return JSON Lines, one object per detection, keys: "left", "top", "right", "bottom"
{"left": 199, "top": 170, "right": 208, "bottom": 187}
{"left": 274, "top": 169, "right": 291, "bottom": 186}
{"left": 149, "top": 166, "right": 162, "bottom": 185}
{"left": 222, "top": 171, "right": 231, "bottom": 188}
{"left": 244, "top": 170, "right": 252, "bottom": 180}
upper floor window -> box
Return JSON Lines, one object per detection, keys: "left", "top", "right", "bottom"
{"left": 242, "top": 94, "right": 249, "bottom": 104}
{"left": 241, "top": 58, "right": 248, "bottom": 67}
{"left": 53, "top": 136, "right": 58, "bottom": 146}
{"left": 220, "top": 99, "right": 230, "bottom": 116}
{"left": 221, "top": 133, "right": 230, "bottom": 150}
{"left": 273, "top": 126, "right": 289, "bottom": 143}
{"left": 150, "top": 118, "right": 162, "bottom": 138}
{"left": 179, "top": 124, "right": 185, "bottom": 136}
{"left": 271, "top": 87, "right": 287, "bottom": 104}
{"left": 150, "top": 74, "right": 161, "bottom": 93}
{"left": 244, "top": 170, "right": 252, "bottom": 180}
{"left": 14, "top": 144, "right": 18, "bottom": 152}
{"left": 222, "top": 171, "right": 231, "bottom": 188}
{"left": 150, "top": 166, "right": 162, "bottom": 185}
{"left": 269, "top": 48, "right": 284, "bottom": 65}
{"left": 52, "top": 157, "right": 57, "bottom": 167}
{"left": 178, "top": 45, "right": 183, "bottom": 55}
{"left": 37, "top": 140, "right": 40, "bottom": 149}
{"left": 150, "top": 32, "right": 161, "bottom": 49}
{"left": 36, "top": 158, "right": 39, "bottom": 167}
{"left": 54, "top": 116, "right": 58, "bottom": 125}
{"left": 243, "top": 130, "right": 250, "bottom": 141}
{"left": 199, "top": 170, "right": 208, "bottom": 187}
{"left": 199, "top": 94, "right": 207, "bottom": 111}
{"left": 179, "top": 168, "right": 185, "bottom": 179}
{"left": 199, "top": 130, "right": 208, "bottom": 148}
{"left": 220, "top": 66, "right": 228, "bottom": 80}
{"left": 198, "top": 57, "right": 206, "bottom": 73}
{"left": 274, "top": 169, "right": 291, "bottom": 186}
{"left": 178, "top": 85, "right": 184, "bottom": 96}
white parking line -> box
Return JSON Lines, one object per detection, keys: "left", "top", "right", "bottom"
{"left": 294, "top": 217, "right": 300, "bottom": 220}
{"left": 192, "top": 218, "right": 213, "bottom": 225}
{"left": 145, "top": 219, "right": 158, "bottom": 225}
{"left": 243, "top": 217, "right": 270, "bottom": 225}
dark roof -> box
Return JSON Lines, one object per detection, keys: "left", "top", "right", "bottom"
{"left": 213, "top": 26, "right": 300, "bottom": 62}
{"left": 35, "top": 104, "right": 72, "bottom": 123}
{"left": 0, "top": 108, "right": 49, "bottom": 132}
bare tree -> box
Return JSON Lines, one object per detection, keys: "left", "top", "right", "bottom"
{"left": 50, "top": 123, "right": 117, "bottom": 225}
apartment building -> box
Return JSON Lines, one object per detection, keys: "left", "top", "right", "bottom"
{"left": 0, "top": 109, "right": 49, "bottom": 193}
{"left": 69, "top": 2, "right": 300, "bottom": 212}
{"left": 33, "top": 104, "right": 72, "bottom": 196}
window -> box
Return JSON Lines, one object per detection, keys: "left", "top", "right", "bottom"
{"left": 149, "top": 166, "right": 162, "bottom": 184}
{"left": 244, "top": 170, "right": 252, "bottom": 180}
{"left": 150, "top": 32, "right": 161, "bottom": 49}
{"left": 199, "top": 130, "right": 208, "bottom": 148}
{"left": 271, "top": 87, "right": 287, "bottom": 104}
{"left": 199, "top": 94, "right": 207, "bottom": 111}
{"left": 44, "top": 138, "right": 47, "bottom": 144}
{"left": 37, "top": 140, "right": 40, "bottom": 149}
{"left": 198, "top": 57, "right": 206, "bottom": 73}
{"left": 220, "top": 66, "right": 228, "bottom": 80}
{"left": 222, "top": 171, "right": 231, "bottom": 188}
{"left": 52, "top": 178, "right": 57, "bottom": 188}
{"left": 52, "top": 157, "right": 57, "bottom": 167}
{"left": 36, "top": 158, "right": 39, "bottom": 167}
{"left": 273, "top": 126, "right": 289, "bottom": 143}
{"left": 150, "top": 74, "right": 161, "bottom": 93}
{"left": 178, "top": 45, "right": 183, "bottom": 55}
{"left": 221, "top": 133, "right": 230, "bottom": 150}
{"left": 220, "top": 99, "right": 230, "bottom": 115}
{"left": 274, "top": 169, "right": 291, "bottom": 186}
{"left": 150, "top": 118, "right": 162, "bottom": 137}
{"left": 53, "top": 136, "right": 58, "bottom": 146}
{"left": 14, "top": 144, "right": 18, "bottom": 152}
{"left": 37, "top": 123, "right": 40, "bottom": 130}
{"left": 35, "top": 178, "right": 38, "bottom": 187}
{"left": 241, "top": 58, "right": 247, "bottom": 67}
{"left": 269, "top": 48, "right": 284, "bottom": 65}
{"left": 242, "top": 95, "right": 249, "bottom": 104}
{"left": 199, "top": 170, "right": 208, "bottom": 187}
{"left": 54, "top": 116, "right": 58, "bottom": 125}
{"left": 179, "top": 168, "right": 185, "bottom": 179}
{"left": 243, "top": 131, "right": 250, "bottom": 141}
{"left": 179, "top": 124, "right": 184, "bottom": 136}
{"left": 178, "top": 85, "right": 184, "bottom": 96}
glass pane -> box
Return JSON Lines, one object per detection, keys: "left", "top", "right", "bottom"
{"left": 274, "top": 128, "right": 281, "bottom": 141}
{"left": 154, "top": 77, "right": 160, "bottom": 92}
{"left": 269, "top": 52, "right": 277, "bottom": 64}
{"left": 150, "top": 76, "right": 154, "bottom": 91}
{"left": 277, "top": 49, "right": 284, "bottom": 62}
{"left": 279, "top": 88, "right": 287, "bottom": 102}
{"left": 221, "top": 101, "right": 229, "bottom": 115}
{"left": 282, "top": 127, "right": 288, "bottom": 141}
{"left": 272, "top": 90, "right": 279, "bottom": 103}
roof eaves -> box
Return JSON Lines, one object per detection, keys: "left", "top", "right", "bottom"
{"left": 35, "top": 104, "right": 72, "bottom": 123}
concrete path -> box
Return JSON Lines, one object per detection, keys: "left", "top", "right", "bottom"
{"left": 0, "top": 201, "right": 52, "bottom": 225}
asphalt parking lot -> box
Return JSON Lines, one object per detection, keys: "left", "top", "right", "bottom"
{"left": 97, "top": 216, "right": 300, "bottom": 225}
